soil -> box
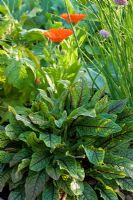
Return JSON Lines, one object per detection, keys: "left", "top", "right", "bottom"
{"left": 0, "top": 185, "right": 9, "bottom": 200}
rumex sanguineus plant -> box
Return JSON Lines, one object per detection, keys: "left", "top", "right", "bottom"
{"left": 0, "top": 73, "right": 133, "bottom": 199}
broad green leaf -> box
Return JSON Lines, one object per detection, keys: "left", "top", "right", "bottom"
{"left": 46, "top": 164, "right": 61, "bottom": 180}
{"left": 77, "top": 118, "right": 121, "bottom": 137}
{"left": 97, "top": 185, "right": 118, "bottom": 200}
{"left": 95, "top": 95, "right": 108, "bottom": 113}
{"left": 56, "top": 178, "right": 73, "bottom": 196}
{"left": 17, "top": 159, "right": 30, "bottom": 173}
{"left": 77, "top": 182, "right": 98, "bottom": 200}
{"left": 0, "top": 17, "right": 10, "bottom": 37}
{"left": 84, "top": 146, "right": 105, "bottom": 165}
{"left": 65, "top": 0, "right": 74, "bottom": 13}
{"left": 106, "top": 131, "right": 133, "bottom": 149}
{"left": 38, "top": 89, "right": 54, "bottom": 107}
{"left": 116, "top": 178, "right": 133, "bottom": 192}
{"left": 0, "top": 170, "right": 10, "bottom": 192}
{"left": 8, "top": 190, "right": 25, "bottom": 200}
{"left": 24, "top": 132, "right": 40, "bottom": 147}
{"left": 25, "top": 170, "right": 48, "bottom": 200}
{"left": 28, "top": 112, "right": 47, "bottom": 126}
{"left": 75, "top": 137, "right": 95, "bottom": 148}
{"left": 19, "top": 132, "right": 43, "bottom": 151}
{"left": 45, "top": 73, "right": 56, "bottom": 92}
{"left": 70, "top": 78, "right": 91, "bottom": 108}
{"left": 0, "top": 49, "right": 9, "bottom": 66}
{"left": 42, "top": 184, "right": 58, "bottom": 200}
{"left": 57, "top": 156, "right": 85, "bottom": 180}
{"left": 39, "top": 133, "right": 61, "bottom": 149}
{"left": 15, "top": 114, "right": 38, "bottom": 132}
{"left": 105, "top": 153, "right": 133, "bottom": 178}
{"left": 10, "top": 148, "right": 31, "bottom": 167}
{"left": 105, "top": 153, "right": 133, "bottom": 167}
{"left": 112, "top": 148, "right": 133, "bottom": 162}
{"left": 5, "top": 60, "right": 28, "bottom": 89}
{"left": 55, "top": 111, "right": 67, "bottom": 128}
{"left": 0, "top": 5, "right": 7, "bottom": 15}
{"left": 30, "top": 151, "right": 49, "bottom": 172}
{"left": 11, "top": 167, "right": 23, "bottom": 183}
{"left": 24, "top": 48, "right": 40, "bottom": 69}
{"left": 88, "top": 88, "right": 105, "bottom": 108}
{"left": 124, "top": 164, "right": 133, "bottom": 179}
{"left": 67, "top": 107, "right": 96, "bottom": 120}
{"left": 0, "top": 130, "right": 9, "bottom": 148}
{"left": 95, "top": 164, "right": 126, "bottom": 179}
{"left": 118, "top": 108, "right": 133, "bottom": 124}
{"left": 18, "top": 131, "right": 35, "bottom": 143}
{"left": 21, "top": 29, "right": 44, "bottom": 42}
{"left": 5, "top": 124, "right": 23, "bottom": 140}
{"left": 107, "top": 99, "right": 127, "bottom": 114}
{"left": 70, "top": 180, "right": 84, "bottom": 196}
{"left": 91, "top": 173, "right": 118, "bottom": 190}
{"left": 0, "top": 151, "right": 13, "bottom": 163}
{"left": 99, "top": 113, "right": 117, "bottom": 122}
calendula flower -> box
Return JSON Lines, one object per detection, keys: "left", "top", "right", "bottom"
{"left": 60, "top": 13, "right": 86, "bottom": 24}
{"left": 99, "top": 29, "right": 110, "bottom": 38}
{"left": 114, "top": 0, "right": 128, "bottom": 5}
{"left": 43, "top": 28, "right": 73, "bottom": 43}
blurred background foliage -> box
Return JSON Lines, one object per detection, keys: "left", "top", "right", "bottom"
{"left": 0, "top": 0, "right": 132, "bottom": 121}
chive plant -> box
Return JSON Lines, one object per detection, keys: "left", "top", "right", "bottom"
{"left": 69, "top": 0, "right": 133, "bottom": 105}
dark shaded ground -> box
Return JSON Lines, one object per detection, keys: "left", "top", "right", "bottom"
{"left": 0, "top": 186, "right": 9, "bottom": 200}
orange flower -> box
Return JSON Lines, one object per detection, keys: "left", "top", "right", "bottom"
{"left": 60, "top": 13, "right": 87, "bottom": 24}
{"left": 43, "top": 28, "right": 73, "bottom": 43}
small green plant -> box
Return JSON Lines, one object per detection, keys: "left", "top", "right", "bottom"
{"left": 0, "top": 72, "right": 133, "bottom": 199}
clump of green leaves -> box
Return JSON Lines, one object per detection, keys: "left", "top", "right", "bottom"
{"left": 79, "top": 0, "right": 133, "bottom": 105}
{"left": 0, "top": 74, "right": 133, "bottom": 199}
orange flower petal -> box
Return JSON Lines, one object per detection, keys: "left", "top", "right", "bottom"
{"left": 43, "top": 28, "right": 73, "bottom": 42}
{"left": 60, "top": 13, "right": 87, "bottom": 24}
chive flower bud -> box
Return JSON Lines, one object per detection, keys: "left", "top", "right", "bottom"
{"left": 114, "top": 0, "right": 128, "bottom": 5}
{"left": 99, "top": 29, "right": 110, "bottom": 38}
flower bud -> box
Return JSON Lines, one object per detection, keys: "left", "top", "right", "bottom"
{"left": 99, "top": 29, "right": 110, "bottom": 38}
{"left": 35, "top": 78, "right": 41, "bottom": 85}
{"left": 114, "top": 0, "right": 128, "bottom": 5}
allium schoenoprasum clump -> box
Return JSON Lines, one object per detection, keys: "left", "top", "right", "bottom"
{"left": 0, "top": 75, "right": 133, "bottom": 199}
{"left": 114, "top": 0, "right": 128, "bottom": 5}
